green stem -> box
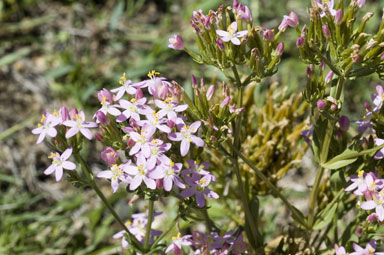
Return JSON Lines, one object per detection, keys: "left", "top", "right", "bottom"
{"left": 150, "top": 215, "right": 179, "bottom": 249}
{"left": 307, "top": 77, "right": 345, "bottom": 230}
{"left": 231, "top": 64, "right": 263, "bottom": 249}
{"left": 74, "top": 154, "right": 141, "bottom": 249}
{"left": 230, "top": 144, "right": 307, "bottom": 228}
{"left": 144, "top": 199, "right": 155, "bottom": 250}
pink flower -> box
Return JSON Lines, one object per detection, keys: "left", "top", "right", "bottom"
{"left": 315, "top": 0, "right": 337, "bottom": 17}
{"left": 96, "top": 162, "right": 132, "bottom": 193}
{"left": 101, "top": 147, "right": 118, "bottom": 165}
{"left": 118, "top": 98, "right": 153, "bottom": 122}
{"left": 125, "top": 155, "right": 163, "bottom": 190}
{"left": 134, "top": 71, "right": 173, "bottom": 99}
{"left": 32, "top": 112, "right": 60, "bottom": 144}
{"left": 334, "top": 244, "right": 347, "bottom": 255}
{"left": 44, "top": 147, "right": 76, "bottom": 181}
{"left": 165, "top": 233, "right": 192, "bottom": 254}
{"left": 180, "top": 175, "right": 219, "bottom": 208}
{"left": 371, "top": 85, "right": 384, "bottom": 111}
{"left": 64, "top": 111, "right": 98, "bottom": 140}
{"left": 216, "top": 22, "right": 248, "bottom": 45}
{"left": 278, "top": 12, "right": 299, "bottom": 32}
{"left": 345, "top": 170, "right": 369, "bottom": 195}
{"left": 137, "top": 112, "right": 171, "bottom": 134}
{"left": 350, "top": 240, "right": 384, "bottom": 255}
{"left": 168, "top": 121, "right": 205, "bottom": 157}
{"left": 360, "top": 191, "right": 384, "bottom": 221}
{"left": 168, "top": 34, "right": 184, "bottom": 50}
{"left": 160, "top": 161, "right": 185, "bottom": 191}
{"left": 146, "top": 139, "right": 171, "bottom": 169}
{"left": 129, "top": 128, "right": 154, "bottom": 157}
{"left": 111, "top": 73, "right": 144, "bottom": 101}
{"left": 155, "top": 99, "right": 188, "bottom": 121}
{"left": 374, "top": 138, "right": 384, "bottom": 160}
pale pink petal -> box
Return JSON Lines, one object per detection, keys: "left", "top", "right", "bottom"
{"left": 168, "top": 132, "right": 183, "bottom": 141}
{"left": 231, "top": 37, "right": 241, "bottom": 45}
{"left": 143, "top": 177, "right": 156, "bottom": 189}
{"left": 229, "top": 22, "right": 238, "bottom": 32}
{"left": 174, "top": 104, "right": 188, "bottom": 112}
{"left": 148, "top": 167, "right": 164, "bottom": 179}
{"left": 46, "top": 127, "right": 57, "bottom": 137}
{"left": 65, "top": 127, "right": 79, "bottom": 138}
{"left": 32, "top": 126, "right": 43, "bottom": 135}
{"left": 216, "top": 30, "right": 229, "bottom": 37}
{"left": 108, "top": 107, "right": 121, "bottom": 116}
{"left": 80, "top": 128, "right": 93, "bottom": 140}
{"left": 180, "top": 139, "right": 190, "bottom": 157}
{"left": 157, "top": 124, "right": 171, "bottom": 133}
{"left": 61, "top": 147, "right": 73, "bottom": 160}
{"left": 36, "top": 130, "right": 46, "bottom": 144}
{"left": 235, "top": 30, "right": 248, "bottom": 37}
{"left": 163, "top": 176, "right": 173, "bottom": 191}
{"left": 62, "top": 161, "right": 76, "bottom": 170}
{"left": 376, "top": 205, "right": 384, "bottom": 221}
{"left": 361, "top": 200, "right": 376, "bottom": 210}
{"left": 96, "top": 170, "right": 113, "bottom": 179}
{"left": 111, "top": 178, "right": 119, "bottom": 193}
{"left": 55, "top": 166, "right": 63, "bottom": 181}
{"left": 130, "top": 175, "right": 143, "bottom": 190}
{"left": 129, "top": 143, "right": 141, "bottom": 156}
{"left": 189, "top": 121, "right": 201, "bottom": 132}
{"left": 191, "top": 136, "right": 205, "bottom": 147}
{"left": 44, "top": 164, "right": 56, "bottom": 175}
{"left": 124, "top": 165, "right": 138, "bottom": 175}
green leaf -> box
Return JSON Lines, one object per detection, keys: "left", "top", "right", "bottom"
{"left": 313, "top": 202, "right": 338, "bottom": 230}
{"left": 0, "top": 47, "right": 31, "bottom": 67}
{"left": 321, "top": 143, "right": 384, "bottom": 169}
{"left": 109, "top": 1, "right": 125, "bottom": 31}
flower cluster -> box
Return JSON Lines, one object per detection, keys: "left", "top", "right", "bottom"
{"left": 166, "top": 231, "right": 246, "bottom": 255}
{"left": 335, "top": 240, "right": 384, "bottom": 255}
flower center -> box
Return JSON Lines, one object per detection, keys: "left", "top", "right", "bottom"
{"left": 111, "top": 164, "right": 122, "bottom": 179}
{"left": 138, "top": 165, "right": 146, "bottom": 175}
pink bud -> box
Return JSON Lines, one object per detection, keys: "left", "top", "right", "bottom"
{"left": 95, "top": 133, "right": 104, "bottom": 141}
{"left": 261, "top": 29, "right": 274, "bottom": 42}
{"left": 338, "top": 115, "right": 350, "bottom": 131}
{"left": 355, "top": 226, "right": 362, "bottom": 235}
{"left": 325, "top": 70, "right": 334, "bottom": 84}
{"left": 330, "top": 104, "right": 338, "bottom": 112}
{"left": 156, "top": 179, "right": 163, "bottom": 189}
{"left": 128, "top": 195, "right": 139, "bottom": 206}
{"left": 357, "top": 0, "right": 366, "bottom": 8}
{"left": 220, "top": 96, "right": 231, "bottom": 107}
{"left": 101, "top": 147, "right": 118, "bottom": 165}
{"left": 167, "top": 120, "right": 175, "bottom": 129}
{"left": 320, "top": 61, "right": 326, "bottom": 71}
{"left": 276, "top": 42, "right": 284, "bottom": 56}
{"left": 296, "top": 37, "right": 305, "bottom": 48}
{"left": 97, "top": 88, "right": 113, "bottom": 103}
{"left": 206, "top": 85, "right": 215, "bottom": 100}
{"left": 216, "top": 38, "right": 225, "bottom": 51}
{"left": 364, "top": 102, "right": 372, "bottom": 111}
{"left": 136, "top": 88, "right": 143, "bottom": 99}
{"left": 306, "top": 67, "right": 313, "bottom": 77}
{"left": 59, "top": 106, "right": 70, "bottom": 122}
{"left": 191, "top": 75, "right": 198, "bottom": 89}
{"left": 69, "top": 108, "right": 78, "bottom": 119}
{"left": 168, "top": 34, "right": 184, "bottom": 50}
{"left": 381, "top": 53, "right": 384, "bottom": 60}
{"left": 317, "top": 99, "right": 326, "bottom": 110}
{"left": 367, "top": 213, "right": 378, "bottom": 222}
{"left": 335, "top": 9, "right": 343, "bottom": 24}
{"left": 322, "top": 25, "right": 331, "bottom": 38}
{"left": 95, "top": 111, "right": 109, "bottom": 125}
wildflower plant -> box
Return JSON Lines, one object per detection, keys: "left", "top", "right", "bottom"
{"left": 31, "top": 0, "right": 384, "bottom": 254}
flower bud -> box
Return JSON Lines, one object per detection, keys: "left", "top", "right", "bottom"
{"left": 330, "top": 104, "right": 338, "bottom": 112}
{"left": 306, "top": 66, "right": 313, "bottom": 78}
{"left": 364, "top": 102, "right": 372, "bottom": 111}
{"left": 381, "top": 53, "right": 384, "bottom": 60}
{"left": 335, "top": 9, "right": 343, "bottom": 25}
{"left": 59, "top": 106, "right": 70, "bottom": 122}
{"left": 363, "top": 12, "right": 374, "bottom": 22}
{"left": 357, "top": 0, "right": 366, "bottom": 8}
{"left": 325, "top": 70, "right": 334, "bottom": 84}
{"left": 69, "top": 108, "right": 78, "bottom": 119}
{"left": 95, "top": 111, "right": 109, "bottom": 125}
{"left": 191, "top": 75, "right": 198, "bottom": 89}
{"left": 317, "top": 99, "right": 326, "bottom": 110}
{"left": 276, "top": 42, "right": 284, "bottom": 56}
{"left": 216, "top": 38, "right": 225, "bottom": 51}
{"left": 320, "top": 61, "right": 326, "bottom": 71}
{"left": 367, "top": 213, "right": 378, "bottom": 222}
{"left": 206, "top": 85, "right": 215, "bottom": 100}
{"left": 168, "top": 34, "right": 184, "bottom": 50}
{"left": 97, "top": 88, "right": 113, "bottom": 103}
{"left": 296, "top": 37, "right": 305, "bottom": 48}
{"left": 355, "top": 226, "right": 362, "bottom": 235}
{"left": 101, "top": 147, "right": 118, "bottom": 165}
{"left": 322, "top": 25, "right": 331, "bottom": 39}
{"left": 95, "top": 133, "right": 104, "bottom": 141}
{"left": 220, "top": 96, "right": 231, "bottom": 107}
{"left": 338, "top": 115, "right": 350, "bottom": 131}
{"left": 261, "top": 29, "right": 274, "bottom": 42}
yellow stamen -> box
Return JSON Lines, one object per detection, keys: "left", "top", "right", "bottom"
{"left": 53, "top": 110, "right": 59, "bottom": 117}
{"left": 40, "top": 114, "right": 46, "bottom": 123}
{"left": 74, "top": 114, "right": 82, "bottom": 121}
{"left": 358, "top": 170, "right": 364, "bottom": 178}
{"left": 147, "top": 70, "right": 160, "bottom": 79}
{"left": 119, "top": 73, "right": 127, "bottom": 85}
{"left": 48, "top": 152, "right": 59, "bottom": 159}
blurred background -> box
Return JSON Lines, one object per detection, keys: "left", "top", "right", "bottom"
{"left": 0, "top": 0, "right": 383, "bottom": 254}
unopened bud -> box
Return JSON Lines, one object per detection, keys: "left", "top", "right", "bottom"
{"left": 101, "top": 147, "right": 118, "bottom": 165}
{"left": 261, "top": 29, "right": 274, "bottom": 42}
{"left": 136, "top": 88, "right": 143, "bottom": 99}
{"left": 364, "top": 102, "right": 372, "bottom": 111}
{"left": 59, "top": 106, "right": 70, "bottom": 122}
{"left": 69, "top": 108, "right": 78, "bottom": 119}
{"left": 317, "top": 99, "right": 326, "bottom": 110}
{"left": 335, "top": 9, "right": 343, "bottom": 24}
{"left": 363, "top": 12, "right": 374, "bottom": 22}
{"left": 322, "top": 25, "right": 331, "bottom": 38}
{"left": 206, "top": 85, "right": 215, "bottom": 100}
{"left": 276, "top": 42, "right": 284, "bottom": 56}
{"left": 96, "top": 111, "right": 109, "bottom": 125}
{"left": 325, "top": 70, "right": 334, "bottom": 84}
{"left": 296, "top": 37, "right": 305, "bottom": 48}
{"left": 216, "top": 38, "right": 225, "bottom": 51}
{"left": 338, "top": 115, "right": 350, "bottom": 131}
{"left": 220, "top": 96, "right": 231, "bottom": 107}
{"left": 95, "top": 133, "right": 104, "bottom": 141}
{"left": 191, "top": 75, "right": 198, "bottom": 89}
